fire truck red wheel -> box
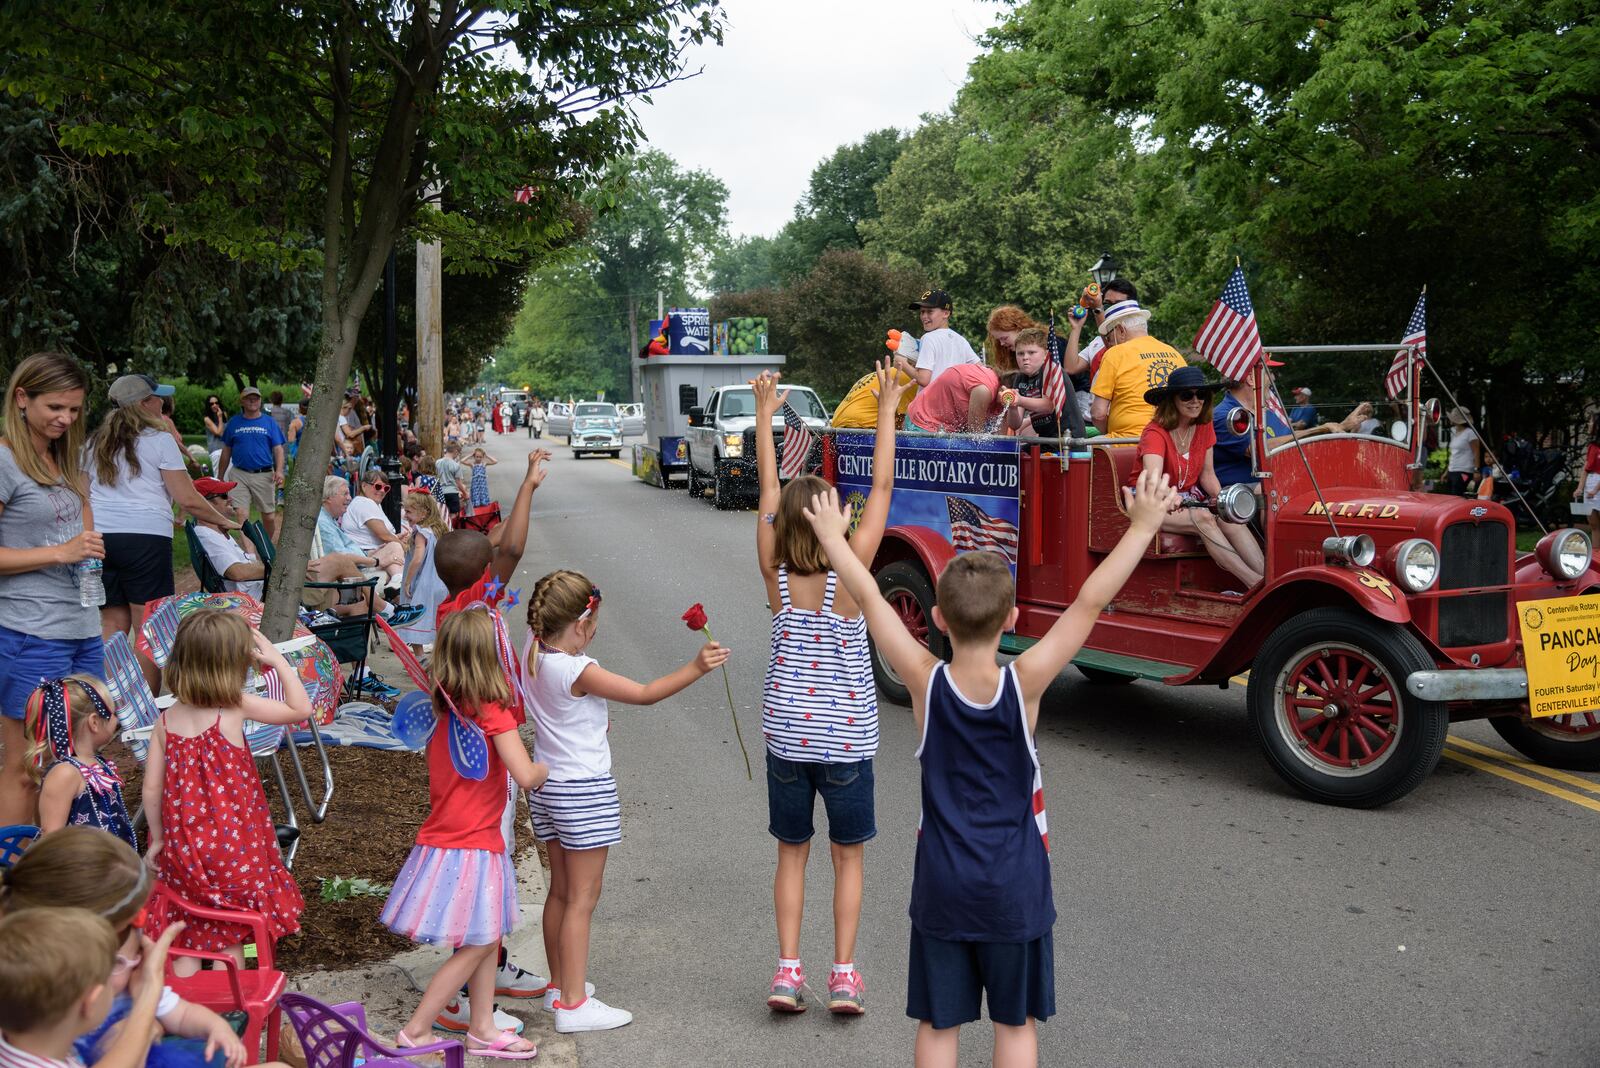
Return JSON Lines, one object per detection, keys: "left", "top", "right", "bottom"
{"left": 1248, "top": 607, "right": 1447, "bottom": 808}
{"left": 872, "top": 561, "right": 948, "bottom": 706}
{"left": 1489, "top": 711, "right": 1600, "bottom": 771}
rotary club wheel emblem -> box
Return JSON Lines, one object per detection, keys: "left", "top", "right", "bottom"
{"left": 846, "top": 491, "right": 867, "bottom": 534}
{"left": 1522, "top": 606, "right": 1543, "bottom": 630}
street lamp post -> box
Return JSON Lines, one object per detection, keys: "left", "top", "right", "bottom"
{"left": 1090, "top": 252, "right": 1122, "bottom": 286}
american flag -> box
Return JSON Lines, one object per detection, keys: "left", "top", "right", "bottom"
{"left": 947, "top": 496, "right": 1019, "bottom": 564}
{"left": 1385, "top": 289, "right": 1427, "bottom": 399}
{"left": 1039, "top": 309, "right": 1067, "bottom": 420}
{"left": 779, "top": 402, "right": 815, "bottom": 479}
{"left": 1193, "top": 267, "right": 1266, "bottom": 382}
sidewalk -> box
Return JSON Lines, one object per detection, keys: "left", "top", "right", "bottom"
{"left": 287, "top": 836, "right": 578, "bottom": 1066}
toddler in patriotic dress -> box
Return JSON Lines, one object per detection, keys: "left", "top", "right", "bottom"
{"left": 142, "top": 611, "right": 310, "bottom": 973}
{"left": 521, "top": 570, "right": 729, "bottom": 1034}
{"left": 749, "top": 364, "right": 903, "bottom": 1016}
{"left": 25, "top": 675, "right": 137, "bottom": 850}
{"left": 382, "top": 608, "right": 549, "bottom": 1060}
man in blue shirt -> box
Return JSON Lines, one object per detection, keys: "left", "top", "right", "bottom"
{"left": 1288, "top": 386, "right": 1317, "bottom": 429}
{"left": 1214, "top": 372, "right": 1372, "bottom": 487}
{"left": 217, "top": 386, "right": 288, "bottom": 541}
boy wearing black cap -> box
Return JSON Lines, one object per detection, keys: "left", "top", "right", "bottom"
{"left": 896, "top": 290, "right": 979, "bottom": 389}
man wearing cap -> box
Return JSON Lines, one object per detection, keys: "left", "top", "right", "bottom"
{"left": 1288, "top": 387, "right": 1317, "bottom": 430}
{"left": 1212, "top": 370, "right": 1372, "bottom": 488}
{"left": 217, "top": 386, "right": 287, "bottom": 541}
{"left": 88, "top": 375, "right": 240, "bottom": 689}
{"left": 1089, "top": 299, "right": 1187, "bottom": 439}
{"left": 894, "top": 289, "right": 980, "bottom": 388}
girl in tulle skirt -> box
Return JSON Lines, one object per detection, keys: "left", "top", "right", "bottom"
{"left": 382, "top": 608, "right": 549, "bottom": 1060}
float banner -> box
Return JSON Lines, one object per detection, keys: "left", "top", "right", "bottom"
{"left": 834, "top": 433, "right": 1022, "bottom": 573}
{"left": 668, "top": 307, "right": 711, "bottom": 354}
{"left": 1517, "top": 595, "right": 1600, "bottom": 718}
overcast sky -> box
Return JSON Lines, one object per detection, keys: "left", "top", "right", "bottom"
{"left": 635, "top": 0, "right": 1005, "bottom": 239}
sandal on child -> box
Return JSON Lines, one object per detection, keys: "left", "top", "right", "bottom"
{"left": 395, "top": 1031, "right": 426, "bottom": 1050}
{"left": 466, "top": 1030, "right": 538, "bottom": 1060}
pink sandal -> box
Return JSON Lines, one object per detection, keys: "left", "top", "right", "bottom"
{"left": 465, "top": 1030, "right": 538, "bottom": 1060}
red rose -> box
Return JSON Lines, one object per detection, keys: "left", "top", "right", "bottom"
{"left": 682, "top": 603, "right": 709, "bottom": 631}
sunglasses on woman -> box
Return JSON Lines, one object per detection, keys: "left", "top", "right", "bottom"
{"left": 1175, "top": 390, "right": 1205, "bottom": 401}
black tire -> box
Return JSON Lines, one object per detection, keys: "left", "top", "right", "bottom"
{"left": 686, "top": 449, "right": 702, "bottom": 497}
{"left": 1489, "top": 714, "right": 1600, "bottom": 771}
{"left": 1077, "top": 665, "right": 1137, "bottom": 685}
{"left": 1247, "top": 607, "right": 1447, "bottom": 807}
{"left": 872, "top": 561, "right": 950, "bottom": 706}
{"left": 608, "top": 450, "right": 621, "bottom": 459}
{"left": 712, "top": 461, "right": 735, "bottom": 510}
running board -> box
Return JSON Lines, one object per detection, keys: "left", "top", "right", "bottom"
{"left": 997, "top": 636, "right": 1186, "bottom": 682}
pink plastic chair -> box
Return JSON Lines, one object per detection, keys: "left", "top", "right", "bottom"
{"left": 279, "top": 993, "right": 463, "bottom": 1068}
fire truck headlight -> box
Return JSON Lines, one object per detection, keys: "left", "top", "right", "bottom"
{"left": 1537, "top": 528, "right": 1592, "bottom": 580}
{"left": 1389, "top": 538, "right": 1439, "bottom": 592}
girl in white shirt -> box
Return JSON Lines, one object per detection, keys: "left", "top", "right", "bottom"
{"left": 521, "top": 570, "right": 728, "bottom": 1035}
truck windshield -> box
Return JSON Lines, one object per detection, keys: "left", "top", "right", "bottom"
{"left": 719, "top": 390, "right": 826, "bottom": 420}
{"left": 575, "top": 404, "right": 615, "bottom": 417}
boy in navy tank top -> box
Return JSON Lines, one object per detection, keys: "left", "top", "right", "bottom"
{"left": 803, "top": 470, "right": 1177, "bottom": 1066}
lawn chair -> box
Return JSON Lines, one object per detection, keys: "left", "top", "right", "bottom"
{"left": 456, "top": 501, "right": 501, "bottom": 534}
{"left": 149, "top": 884, "right": 286, "bottom": 1065}
{"left": 242, "top": 519, "right": 276, "bottom": 569}
{"left": 0, "top": 824, "right": 38, "bottom": 870}
{"left": 183, "top": 520, "right": 229, "bottom": 593}
{"left": 280, "top": 993, "right": 462, "bottom": 1068}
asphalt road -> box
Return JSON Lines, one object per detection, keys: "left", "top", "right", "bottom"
{"left": 481, "top": 429, "right": 1598, "bottom": 1067}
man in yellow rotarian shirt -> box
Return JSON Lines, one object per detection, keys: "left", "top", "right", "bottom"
{"left": 831, "top": 365, "right": 918, "bottom": 428}
{"left": 1089, "top": 299, "right": 1187, "bottom": 439}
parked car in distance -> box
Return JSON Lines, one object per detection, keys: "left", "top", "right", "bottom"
{"left": 569, "top": 401, "right": 624, "bottom": 458}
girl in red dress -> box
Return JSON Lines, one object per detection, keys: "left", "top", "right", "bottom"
{"left": 142, "top": 610, "right": 310, "bottom": 974}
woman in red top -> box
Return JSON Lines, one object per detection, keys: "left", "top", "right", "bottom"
{"left": 1574, "top": 416, "right": 1600, "bottom": 539}
{"left": 382, "top": 608, "right": 549, "bottom": 1059}
{"left": 1130, "top": 366, "right": 1263, "bottom": 588}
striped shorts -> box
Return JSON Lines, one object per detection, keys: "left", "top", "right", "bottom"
{"left": 529, "top": 774, "right": 621, "bottom": 851}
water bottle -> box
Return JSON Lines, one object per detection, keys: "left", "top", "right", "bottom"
{"left": 77, "top": 558, "right": 106, "bottom": 608}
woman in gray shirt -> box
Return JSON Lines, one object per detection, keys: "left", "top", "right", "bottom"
{"left": 0, "top": 352, "right": 104, "bottom": 825}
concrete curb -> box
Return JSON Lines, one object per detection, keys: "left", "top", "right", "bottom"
{"left": 287, "top": 833, "right": 578, "bottom": 1066}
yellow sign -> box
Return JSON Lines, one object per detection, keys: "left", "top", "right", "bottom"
{"left": 1518, "top": 594, "right": 1600, "bottom": 718}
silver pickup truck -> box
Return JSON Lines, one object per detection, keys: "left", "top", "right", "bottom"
{"left": 684, "top": 384, "right": 829, "bottom": 508}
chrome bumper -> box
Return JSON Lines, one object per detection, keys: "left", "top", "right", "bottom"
{"left": 1405, "top": 668, "right": 1527, "bottom": 702}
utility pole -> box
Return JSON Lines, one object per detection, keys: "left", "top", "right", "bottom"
{"left": 416, "top": 212, "right": 444, "bottom": 458}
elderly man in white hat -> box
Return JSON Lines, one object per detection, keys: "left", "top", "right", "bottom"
{"left": 1088, "top": 299, "right": 1187, "bottom": 439}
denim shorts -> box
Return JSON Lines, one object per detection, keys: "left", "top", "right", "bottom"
{"left": 906, "top": 928, "right": 1055, "bottom": 1029}
{"left": 0, "top": 626, "right": 105, "bottom": 721}
{"left": 766, "top": 750, "right": 876, "bottom": 846}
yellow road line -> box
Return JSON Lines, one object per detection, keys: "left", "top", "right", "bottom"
{"left": 606, "top": 458, "right": 631, "bottom": 471}
{"left": 1441, "top": 748, "right": 1600, "bottom": 813}
{"left": 1445, "top": 735, "right": 1600, "bottom": 795}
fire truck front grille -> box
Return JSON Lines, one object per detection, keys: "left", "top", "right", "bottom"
{"left": 1437, "top": 521, "right": 1509, "bottom": 646}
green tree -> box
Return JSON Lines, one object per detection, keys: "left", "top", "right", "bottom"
{"left": 584, "top": 150, "right": 730, "bottom": 359}
{"left": 773, "top": 128, "right": 906, "bottom": 280}
{"left": 490, "top": 260, "right": 631, "bottom": 401}
{"left": 708, "top": 234, "right": 785, "bottom": 294}
{"left": 3, "top": 1, "right": 723, "bottom": 636}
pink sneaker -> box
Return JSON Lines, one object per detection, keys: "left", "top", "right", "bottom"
{"left": 767, "top": 966, "right": 806, "bottom": 1013}
{"left": 827, "top": 968, "right": 864, "bottom": 1015}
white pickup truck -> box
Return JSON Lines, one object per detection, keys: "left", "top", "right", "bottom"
{"left": 684, "top": 384, "right": 829, "bottom": 509}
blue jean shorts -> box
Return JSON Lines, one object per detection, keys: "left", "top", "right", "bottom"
{"left": 0, "top": 626, "right": 105, "bottom": 721}
{"left": 765, "top": 750, "right": 876, "bottom": 846}
{"left": 906, "top": 927, "right": 1055, "bottom": 1029}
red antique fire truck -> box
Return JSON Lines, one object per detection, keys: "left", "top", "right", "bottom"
{"left": 825, "top": 346, "right": 1600, "bottom": 807}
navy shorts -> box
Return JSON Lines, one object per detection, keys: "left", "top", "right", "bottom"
{"left": 765, "top": 750, "right": 876, "bottom": 846}
{"left": 0, "top": 626, "right": 105, "bottom": 721}
{"left": 906, "top": 927, "right": 1055, "bottom": 1029}
{"left": 102, "top": 532, "right": 175, "bottom": 607}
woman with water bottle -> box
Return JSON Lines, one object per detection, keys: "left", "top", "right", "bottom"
{"left": 0, "top": 352, "right": 105, "bottom": 825}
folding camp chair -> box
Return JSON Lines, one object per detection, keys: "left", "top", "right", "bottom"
{"left": 243, "top": 520, "right": 276, "bottom": 569}
{"left": 457, "top": 501, "right": 502, "bottom": 534}
{"left": 183, "top": 521, "right": 229, "bottom": 593}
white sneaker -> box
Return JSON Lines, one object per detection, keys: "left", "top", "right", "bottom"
{"left": 553, "top": 995, "right": 631, "bottom": 1033}
{"left": 433, "top": 996, "right": 524, "bottom": 1035}
{"left": 541, "top": 982, "right": 596, "bottom": 1013}
{"left": 494, "top": 957, "right": 550, "bottom": 999}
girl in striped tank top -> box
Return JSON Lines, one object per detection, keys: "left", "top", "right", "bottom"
{"left": 750, "top": 363, "right": 906, "bottom": 1016}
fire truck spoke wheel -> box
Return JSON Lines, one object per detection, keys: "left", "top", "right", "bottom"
{"left": 872, "top": 561, "right": 947, "bottom": 706}
{"left": 1489, "top": 711, "right": 1600, "bottom": 771}
{"left": 1248, "top": 608, "right": 1446, "bottom": 808}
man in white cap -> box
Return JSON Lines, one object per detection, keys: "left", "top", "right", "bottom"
{"left": 1288, "top": 386, "right": 1317, "bottom": 429}
{"left": 1088, "top": 299, "right": 1186, "bottom": 438}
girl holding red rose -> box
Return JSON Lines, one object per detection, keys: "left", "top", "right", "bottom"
{"left": 520, "top": 569, "right": 729, "bottom": 1035}
{"left": 751, "top": 361, "right": 906, "bottom": 1016}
